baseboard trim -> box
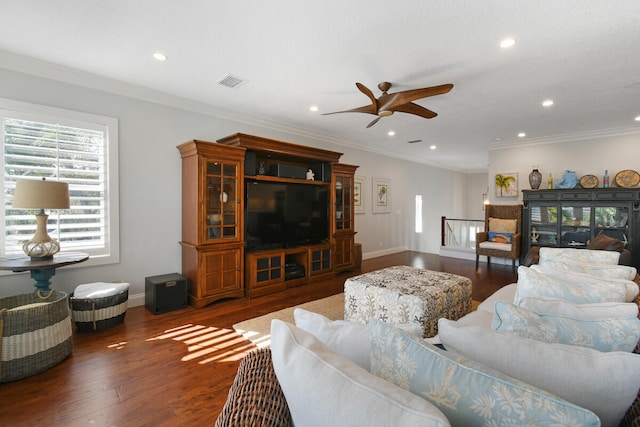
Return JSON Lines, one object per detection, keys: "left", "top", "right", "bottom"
{"left": 362, "top": 246, "right": 408, "bottom": 260}
{"left": 129, "top": 292, "right": 145, "bottom": 307}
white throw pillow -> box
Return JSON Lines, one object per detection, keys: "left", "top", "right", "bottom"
{"left": 293, "top": 308, "right": 371, "bottom": 370}
{"left": 539, "top": 247, "right": 620, "bottom": 265}
{"left": 369, "top": 319, "right": 599, "bottom": 426}
{"left": 540, "top": 258, "right": 637, "bottom": 280}
{"left": 530, "top": 264, "right": 639, "bottom": 302}
{"left": 519, "top": 297, "right": 639, "bottom": 319}
{"left": 493, "top": 301, "right": 640, "bottom": 352}
{"left": 515, "top": 266, "right": 629, "bottom": 304}
{"left": 293, "top": 308, "right": 423, "bottom": 370}
{"left": 270, "top": 320, "right": 450, "bottom": 427}
{"left": 438, "top": 318, "right": 640, "bottom": 427}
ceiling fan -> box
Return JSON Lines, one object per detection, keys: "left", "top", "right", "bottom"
{"left": 323, "top": 81, "right": 453, "bottom": 128}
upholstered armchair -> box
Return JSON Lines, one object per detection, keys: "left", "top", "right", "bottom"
{"left": 476, "top": 204, "right": 523, "bottom": 272}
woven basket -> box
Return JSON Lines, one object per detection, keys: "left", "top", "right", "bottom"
{"left": 0, "top": 290, "right": 73, "bottom": 383}
{"left": 70, "top": 289, "right": 128, "bottom": 332}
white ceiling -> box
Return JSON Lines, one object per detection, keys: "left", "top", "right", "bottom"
{"left": 1, "top": 0, "right": 639, "bottom": 171}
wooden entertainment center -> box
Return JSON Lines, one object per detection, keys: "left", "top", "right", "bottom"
{"left": 178, "top": 133, "right": 358, "bottom": 308}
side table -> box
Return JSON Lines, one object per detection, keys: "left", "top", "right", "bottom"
{"left": 0, "top": 252, "right": 89, "bottom": 292}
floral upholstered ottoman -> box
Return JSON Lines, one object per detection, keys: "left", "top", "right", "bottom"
{"left": 344, "top": 265, "right": 473, "bottom": 338}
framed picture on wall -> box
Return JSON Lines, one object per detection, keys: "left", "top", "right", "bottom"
{"left": 354, "top": 176, "right": 365, "bottom": 214}
{"left": 372, "top": 177, "right": 391, "bottom": 213}
{"left": 495, "top": 172, "right": 518, "bottom": 197}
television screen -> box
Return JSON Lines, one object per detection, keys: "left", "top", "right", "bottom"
{"left": 245, "top": 180, "right": 329, "bottom": 251}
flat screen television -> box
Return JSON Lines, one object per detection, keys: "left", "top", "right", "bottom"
{"left": 245, "top": 180, "right": 329, "bottom": 251}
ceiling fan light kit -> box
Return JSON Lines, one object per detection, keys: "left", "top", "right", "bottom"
{"left": 323, "top": 81, "right": 453, "bottom": 128}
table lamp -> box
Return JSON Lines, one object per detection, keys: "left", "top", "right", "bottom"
{"left": 12, "top": 178, "right": 70, "bottom": 259}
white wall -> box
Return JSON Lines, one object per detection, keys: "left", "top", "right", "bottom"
{"left": 0, "top": 67, "right": 469, "bottom": 299}
{"left": 488, "top": 134, "right": 640, "bottom": 204}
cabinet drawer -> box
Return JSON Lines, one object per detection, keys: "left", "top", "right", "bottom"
{"left": 524, "top": 191, "right": 558, "bottom": 201}
{"left": 594, "top": 191, "right": 635, "bottom": 200}
{"left": 560, "top": 191, "right": 591, "bottom": 200}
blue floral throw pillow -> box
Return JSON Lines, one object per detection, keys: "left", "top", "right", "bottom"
{"left": 492, "top": 301, "right": 640, "bottom": 352}
{"left": 488, "top": 231, "right": 513, "bottom": 244}
{"left": 368, "top": 319, "right": 600, "bottom": 426}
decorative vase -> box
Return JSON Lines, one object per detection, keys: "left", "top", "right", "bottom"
{"left": 529, "top": 168, "right": 542, "bottom": 189}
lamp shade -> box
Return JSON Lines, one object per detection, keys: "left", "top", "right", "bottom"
{"left": 13, "top": 178, "right": 70, "bottom": 209}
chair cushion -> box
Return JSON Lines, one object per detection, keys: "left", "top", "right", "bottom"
{"left": 488, "top": 217, "right": 517, "bottom": 233}
{"left": 478, "top": 241, "right": 512, "bottom": 251}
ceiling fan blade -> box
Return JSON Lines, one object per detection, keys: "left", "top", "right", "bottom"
{"left": 378, "top": 83, "right": 453, "bottom": 112}
{"left": 392, "top": 102, "right": 438, "bottom": 119}
{"left": 322, "top": 104, "right": 377, "bottom": 115}
{"left": 366, "top": 116, "right": 382, "bottom": 128}
{"left": 356, "top": 82, "right": 378, "bottom": 110}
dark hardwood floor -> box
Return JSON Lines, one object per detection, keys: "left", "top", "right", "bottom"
{"left": 0, "top": 251, "right": 515, "bottom": 426}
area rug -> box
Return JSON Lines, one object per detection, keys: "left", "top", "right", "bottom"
{"left": 233, "top": 294, "right": 481, "bottom": 348}
{"left": 233, "top": 293, "right": 345, "bottom": 348}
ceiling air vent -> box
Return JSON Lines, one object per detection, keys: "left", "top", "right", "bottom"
{"left": 217, "top": 74, "right": 247, "bottom": 88}
{"left": 407, "top": 139, "right": 422, "bottom": 144}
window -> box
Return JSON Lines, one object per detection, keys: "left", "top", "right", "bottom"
{"left": 1, "top": 98, "right": 119, "bottom": 266}
{"left": 415, "top": 195, "right": 423, "bottom": 233}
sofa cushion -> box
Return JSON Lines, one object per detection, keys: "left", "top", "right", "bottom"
{"left": 539, "top": 247, "right": 620, "bottom": 265}
{"left": 540, "top": 258, "right": 637, "bottom": 280}
{"left": 518, "top": 297, "right": 639, "bottom": 319}
{"left": 515, "top": 266, "right": 629, "bottom": 304}
{"left": 270, "top": 320, "right": 450, "bottom": 427}
{"left": 476, "top": 283, "right": 517, "bottom": 313}
{"left": 369, "top": 319, "right": 599, "bottom": 426}
{"left": 492, "top": 301, "right": 640, "bottom": 352}
{"left": 438, "top": 319, "right": 640, "bottom": 427}
{"left": 293, "top": 308, "right": 423, "bottom": 371}
{"left": 530, "top": 264, "right": 639, "bottom": 301}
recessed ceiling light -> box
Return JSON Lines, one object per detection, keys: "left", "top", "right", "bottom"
{"left": 309, "top": 105, "right": 319, "bottom": 112}
{"left": 388, "top": 131, "right": 395, "bottom": 136}
{"left": 494, "top": 137, "right": 504, "bottom": 142}
{"left": 635, "top": 115, "right": 640, "bottom": 122}
{"left": 542, "top": 99, "right": 554, "bottom": 107}
{"left": 518, "top": 132, "right": 526, "bottom": 138}
{"left": 500, "top": 38, "right": 516, "bottom": 49}
{"left": 430, "top": 145, "right": 437, "bottom": 150}
{"left": 153, "top": 52, "right": 167, "bottom": 61}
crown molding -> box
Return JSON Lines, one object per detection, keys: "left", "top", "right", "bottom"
{"left": 489, "top": 126, "right": 640, "bottom": 151}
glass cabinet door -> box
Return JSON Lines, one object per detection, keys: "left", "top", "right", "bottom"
{"left": 335, "top": 175, "right": 352, "bottom": 231}
{"left": 205, "top": 160, "right": 238, "bottom": 241}
{"left": 560, "top": 205, "right": 591, "bottom": 247}
{"left": 529, "top": 205, "right": 558, "bottom": 246}
{"left": 594, "top": 205, "right": 630, "bottom": 246}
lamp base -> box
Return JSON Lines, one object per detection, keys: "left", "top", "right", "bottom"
{"left": 22, "top": 212, "right": 61, "bottom": 259}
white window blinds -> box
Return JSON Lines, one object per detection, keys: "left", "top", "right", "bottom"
{"left": 1, "top": 100, "right": 119, "bottom": 264}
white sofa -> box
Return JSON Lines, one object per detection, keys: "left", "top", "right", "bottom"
{"left": 216, "top": 248, "right": 640, "bottom": 427}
